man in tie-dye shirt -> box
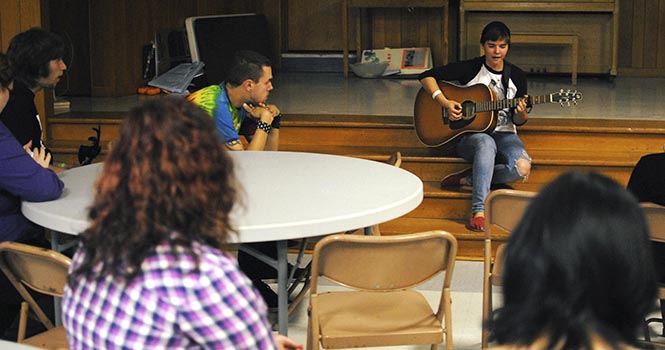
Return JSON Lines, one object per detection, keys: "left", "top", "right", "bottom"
{"left": 188, "top": 50, "right": 280, "bottom": 151}
{"left": 188, "top": 51, "right": 285, "bottom": 309}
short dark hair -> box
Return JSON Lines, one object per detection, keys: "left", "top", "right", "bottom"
{"left": 480, "top": 21, "right": 511, "bottom": 46}
{"left": 225, "top": 50, "right": 271, "bottom": 87}
{"left": 0, "top": 53, "right": 14, "bottom": 89}
{"left": 491, "top": 171, "right": 657, "bottom": 349}
{"left": 7, "top": 27, "right": 64, "bottom": 89}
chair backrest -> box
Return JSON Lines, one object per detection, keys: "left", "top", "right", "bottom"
{"left": 0, "top": 242, "right": 71, "bottom": 329}
{"left": 386, "top": 151, "right": 402, "bottom": 168}
{"left": 485, "top": 189, "right": 537, "bottom": 241}
{"left": 642, "top": 202, "right": 665, "bottom": 243}
{"left": 311, "top": 230, "right": 457, "bottom": 293}
{"left": 484, "top": 189, "right": 536, "bottom": 288}
{"left": 482, "top": 189, "right": 536, "bottom": 349}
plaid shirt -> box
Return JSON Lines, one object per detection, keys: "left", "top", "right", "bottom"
{"left": 63, "top": 240, "right": 277, "bottom": 350}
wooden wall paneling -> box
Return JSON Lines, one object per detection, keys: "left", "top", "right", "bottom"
{"left": 287, "top": 0, "right": 344, "bottom": 51}
{"left": 659, "top": 0, "right": 665, "bottom": 69}
{"left": 89, "top": 0, "right": 118, "bottom": 96}
{"left": 350, "top": 4, "right": 450, "bottom": 67}
{"left": 464, "top": 12, "right": 614, "bottom": 74}
{"left": 370, "top": 9, "right": 387, "bottom": 48}
{"left": 401, "top": 9, "right": 419, "bottom": 48}
{"left": 632, "top": 0, "right": 646, "bottom": 69}
{"left": 74, "top": 0, "right": 270, "bottom": 97}
{"left": 618, "top": 0, "right": 633, "bottom": 68}
{"left": 125, "top": 1, "right": 152, "bottom": 94}
{"left": 359, "top": 8, "right": 372, "bottom": 53}
{"left": 113, "top": 0, "right": 137, "bottom": 96}
{"left": 384, "top": 9, "right": 402, "bottom": 48}
{"left": 20, "top": 0, "right": 43, "bottom": 28}
{"left": 420, "top": 7, "right": 449, "bottom": 65}
{"left": 256, "top": 0, "right": 284, "bottom": 68}
{"left": 644, "top": 0, "right": 659, "bottom": 69}
{"left": 0, "top": 0, "right": 22, "bottom": 51}
{"left": 50, "top": 0, "right": 91, "bottom": 96}
{"left": 417, "top": 9, "right": 431, "bottom": 48}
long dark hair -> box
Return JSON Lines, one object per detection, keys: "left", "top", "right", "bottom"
{"left": 491, "top": 171, "right": 657, "bottom": 349}
{"left": 68, "top": 97, "right": 240, "bottom": 285}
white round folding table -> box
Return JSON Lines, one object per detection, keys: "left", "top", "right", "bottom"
{"left": 22, "top": 151, "right": 424, "bottom": 335}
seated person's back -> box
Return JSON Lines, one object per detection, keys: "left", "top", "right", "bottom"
{"left": 490, "top": 171, "right": 656, "bottom": 350}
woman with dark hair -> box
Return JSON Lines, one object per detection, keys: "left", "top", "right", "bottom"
{"left": 0, "top": 27, "right": 67, "bottom": 150}
{"left": 419, "top": 21, "right": 531, "bottom": 232}
{"left": 491, "top": 171, "right": 657, "bottom": 350}
{"left": 1, "top": 52, "right": 63, "bottom": 337}
{"left": 62, "top": 97, "right": 300, "bottom": 350}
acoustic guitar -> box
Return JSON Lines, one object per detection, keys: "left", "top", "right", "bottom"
{"left": 413, "top": 81, "right": 582, "bottom": 148}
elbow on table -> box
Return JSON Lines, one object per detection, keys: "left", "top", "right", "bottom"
{"left": 24, "top": 177, "right": 64, "bottom": 202}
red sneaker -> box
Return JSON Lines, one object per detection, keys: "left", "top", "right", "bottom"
{"left": 467, "top": 216, "right": 485, "bottom": 232}
{"left": 440, "top": 167, "right": 472, "bottom": 188}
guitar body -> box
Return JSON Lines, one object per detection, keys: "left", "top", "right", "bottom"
{"left": 414, "top": 82, "right": 498, "bottom": 148}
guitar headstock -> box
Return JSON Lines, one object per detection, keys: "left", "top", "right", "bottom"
{"left": 550, "top": 89, "right": 583, "bottom": 107}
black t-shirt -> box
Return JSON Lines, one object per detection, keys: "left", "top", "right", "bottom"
{"left": 0, "top": 80, "right": 43, "bottom": 148}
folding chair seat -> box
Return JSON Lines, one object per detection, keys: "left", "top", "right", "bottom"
{"left": 307, "top": 230, "right": 457, "bottom": 350}
{"left": 0, "top": 242, "right": 71, "bottom": 349}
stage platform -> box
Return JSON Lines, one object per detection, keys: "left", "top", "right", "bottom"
{"left": 51, "top": 72, "right": 665, "bottom": 349}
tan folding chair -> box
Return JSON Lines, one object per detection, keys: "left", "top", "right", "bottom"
{"left": 642, "top": 203, "right": 665, "bottom": 343}
{"left": 481, "top": 189, "right": 537, "bottom": 349}
{"left": 290, "top": 153, "right": 404, "bottom": 312}
{"left": 307, "top": 230, "right": 457, "bottom": 350}
{"left": 386, "top": 151, "right": 402, "bottom": 168}
{"left": 364, "top": 151, "right": 404, "bottom": 236}
{"left": 0, "top": 242, "right": 71, "bottom": 349}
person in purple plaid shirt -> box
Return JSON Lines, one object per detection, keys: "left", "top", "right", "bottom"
{"left": 62, "top": 97, "right": 301, "bottom": 350}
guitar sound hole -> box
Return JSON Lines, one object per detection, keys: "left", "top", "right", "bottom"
{"left": 448, "top": 102, "right": 475, "bottom": 130}
{"left": 461, "top": 101, "right": 476, "bottom": 120}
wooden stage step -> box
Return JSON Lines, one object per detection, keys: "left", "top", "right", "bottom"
{"left": 46, "top": 112, "right": 665, "bottom": 259}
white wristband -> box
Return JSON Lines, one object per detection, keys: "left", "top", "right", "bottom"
{"left": 431, "top": 89, "right": 442, "bottom": 100}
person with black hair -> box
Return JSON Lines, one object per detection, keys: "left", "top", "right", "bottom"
{"left": 187, "top": 50, "right": 280, "bottom": 151}
{"left": 0, "top": 52, "right": 64, "bottom": 339}
{"left": 490, "top": 171, "right": 657, "bottom": 350}
{"left": 419, "top": 21, "right": 531, "bottom": 232}
{"left": 0, "top": 27, "right": 67, "bottom": 151}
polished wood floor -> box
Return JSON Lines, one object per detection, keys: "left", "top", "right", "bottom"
{"left": 63, "top": 73, "right": 665, "bottom": 122}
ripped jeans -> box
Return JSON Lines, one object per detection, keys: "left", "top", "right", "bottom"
{"left": 457, "top": 132, "right": 531, "bottom": 214}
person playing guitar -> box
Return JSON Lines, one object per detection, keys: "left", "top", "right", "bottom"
{"left": 419, "top": 21, "right": 531, "bottom": 232}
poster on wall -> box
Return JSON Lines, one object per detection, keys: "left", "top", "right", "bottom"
{"left": 361, "top": 47, "right": 432, "bottom": 75}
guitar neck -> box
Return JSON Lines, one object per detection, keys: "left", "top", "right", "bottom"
{"left": 477, "top": 94, "right": 551, "bottom": 112}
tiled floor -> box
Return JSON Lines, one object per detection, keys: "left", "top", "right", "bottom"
{"left": 66, "top": 73, "right": 665, "bottom": 121}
